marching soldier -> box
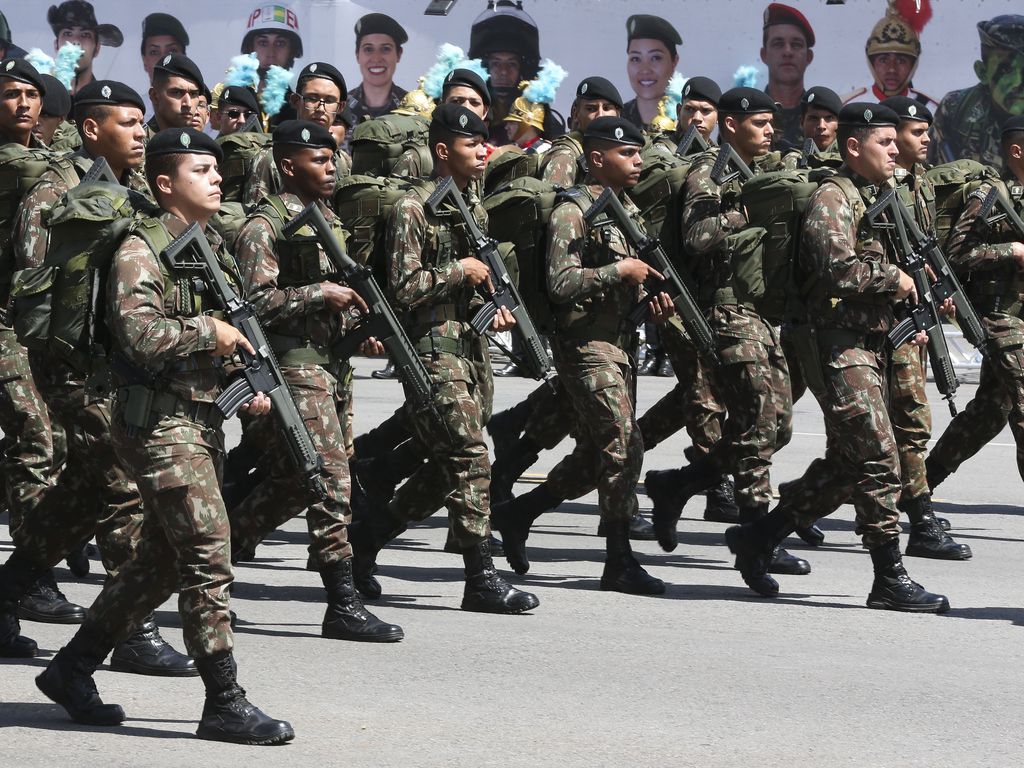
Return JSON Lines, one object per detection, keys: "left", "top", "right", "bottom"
{"left": 145, "top": 53, "right": 209, "bottom": 138}
{"left": 228, "top": 120, "right": 403, "bottom": 642}
{"left": 725, "top": 103, "right": 950, "bottom": 613}
{"left": 780, "top": 86, "right": 842, "bottom": 170}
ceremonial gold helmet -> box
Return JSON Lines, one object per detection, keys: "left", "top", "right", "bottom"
{"left": 393, "top": 80, "right": 435, "bottom": 117}
{"left": 650, "top": 95, "right": 677, "bottom": 133}
{"left": 504, "top": 81, "right": 545, "bottom": 130}
{"left": 865, "top": 0, "right": 932, "bottom": 95}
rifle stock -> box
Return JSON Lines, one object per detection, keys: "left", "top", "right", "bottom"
{"left": 161, "top": 223, "right": 328, "bottom": 500}
{"left": 674, "top": 123, "right": 709, "bottom": 159}
{"left": 710, "top": 143, "right": 754, "bottom": 186}
{"left": 584, "top": 187, "right": 719, "bottom": 365}
{"left": 425, "top": 176, "right": 553, "bottom": 381}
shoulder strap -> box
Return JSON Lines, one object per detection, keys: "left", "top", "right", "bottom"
{"left": 821, "top": 174, "right": 866, "bottom": 225}
{"left": 133, "top": 217, "right": 173, "bottom": 259}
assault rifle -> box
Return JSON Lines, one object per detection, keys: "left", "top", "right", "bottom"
{"left": 978, "top": 184, "right": 1024, "bottom": 244}
{"left": 584, "top": 187, "right": 719, "bottom": 365}
{"left": 162, "top": 223, "right": 328, "bottom": 500}
{"left": 867, "top": 189, "right": 961, "bottom": 414}
{"left": 81, "top": 155, "right": 118, "bottom": 184}
{"left": 426, "top": 176, "right": 553, "bottom": 380}
{"left": 798, "top": 138, "right": 818, "bottom": 170}
{"left": 239, "top": 113, "right": 263, "bottom": 134}
{"left": 675, "top": 123, "right": 709, "bottom": 159}
{"left": 282, "top": 202, "right": 436, "bottom": 414}
{"left": 710, "top": 143, "right": 755, "bottom": 185}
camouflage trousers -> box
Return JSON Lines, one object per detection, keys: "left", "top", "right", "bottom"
{"left": 334, "top": 362, "right": 355, "bottom": 458}
{"left": 230, "top": 365, "right": 353, "bottom": 566}
{"left": 521, "top": 376, "right": 574, "bottom": 451}
{"left": 392, "top": 343, "right": 492, "bottom": 548}
{"left": 780, "top": 346, "right": 902, "bottom": 548}
{"left": 87, "top": 411, "right": 233, "bottom": 658}
{"left": 780, "top": 324, "right": 807, "bottom": 406}
{"left": 637, "top": 317, "right": 725, "bottom": 455}
{"left": 545, "top": 339, "right": 643, "bottom": 522}
{"left": 13, "top": 378, "right": 144, "bottom": 576}
{"left": 0, "top": 327, "right": 54, "bottom": 529}
{"left": 707, "top": 308, "right": 792, "bottom": 508}
{"left": 887, "top": 342, "right": 931, "bottom": 500}
{"left": 930, "top": 314, "right": 1024, "bottom": 482}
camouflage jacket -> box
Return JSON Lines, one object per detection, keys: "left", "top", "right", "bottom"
{"left": 347, "top": 84, "right": 408, "bottom": 125}
{"left": 243, "top": 145, "right": 351, "bottom": 211}
{"left": 540, "top": 131, "right": 584, "bottom": 188}
{"left": 893, "top": 161, "right": 936, "bottom": 234}
{"left": 106, "top": 211, "right": 236, "bottom": 403}
{"left": 387, "top": 176, "right": 486, "bottom": 348}
{"left": 930, "top": 84, "right": 1005, "bottom": 168}
{"left": 234, "top": 193, "right": 343, "bottom": 354}
{"left": 546, "top": 182, "right": 643, "bottom": 364}
{"left": 800, "top": 169, "right": 901, "bottom": 336}
{"left": 771, "top": 103, "right": 803, "bottom": 152}
{"left": 621, "top": 99, "right": 646, "bottom": 131}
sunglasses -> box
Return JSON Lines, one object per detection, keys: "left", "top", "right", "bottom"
{"left": 225, "top": 109, "right": 256, "bottom": 120}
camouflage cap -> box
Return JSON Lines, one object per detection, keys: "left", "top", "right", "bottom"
{"left": 978, "top": 15, "right": 1024, "bottom": 55}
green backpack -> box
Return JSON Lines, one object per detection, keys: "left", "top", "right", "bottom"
{"left": 350, "top": 113, "right": 431, "bottom": 177}
{"left": 626, "top": 138, "right": 697, "bottom": 264}
{"left": 0, "top": 143, "right": 55, "bottom": 309}
{"left": 483, "top": 147, "right": 543, "bottom": 197}
{"left": 483, "top": 176, "right": 564, "bottom": 333}
{"left": 218, "top": 131, "right": 272, "bottom": 204}
{"left": 10, "top": 179, "right": 158, "bottom": 382}
{"left": 923, "top": 159, "right": 1000, "bottom": 250}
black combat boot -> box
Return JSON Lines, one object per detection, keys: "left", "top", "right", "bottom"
{"left": 489, "top": 435, "right": 541, "bottom": 507}
{"left": 794, "top": 524, "right": 826, "bottom": 546}
{"left": 703, "top": 476, "right": 740, "bottom": 523}
{"left": 866, "top": 539, "right": 950, "bottom": 613}
{"left": 645, "top": 455, "right": 718, "bottom": 552}
{"left": 490, "top": 484, "right": 563, "bottom": 575}
{"left": 36, "top": 624, "right": 124, "bottom": 725}
{"left": 0, "top": 550, "right": 47, "bottom": 657}
{"left": 65, "top": 538, "right": 94, "bottom": 578}
{"left": 461, "top": 539, "right": 539, "bottom": 614}
{"left": 18, "top": 569, "right": 86, "bottom": 624}
{"left": 901, "top": 495, "right": 971, "bottom": 560}
{"left": 109, "top": 614, "right": 198, "bottom": 676}
{"left": 724, "top": 505, "right": 798, "bottom": 597}
{"left": 371, "top": 360, "right": 396, "bottom": 379}
{"left": 348, "top": 507, "right": 406, "bottom": 600}
{"left": 597, "top": 513, "right": 656, "bottom": 540}
{"left": 656, "top": 356, "right": 674, "bottom": 377}
{"left": 486, "top": 399, "right": 532, "bottom": 464}
{"left": 320, "top": 559, "right": 404, "bottom": 642}
{"left": 637, "top": 346, "right": 661, "bottom": 376}
{"left": 599, "top": 520, "right": 665, "bottom": 595}
{"left": 739, "top": 504, "right": 811, "bottom": 576}
{"left": 194, "top": 651, "right": 295, "bottom": 744}
{"left": 494, "top": 361, "right": 523, "bottom": 377}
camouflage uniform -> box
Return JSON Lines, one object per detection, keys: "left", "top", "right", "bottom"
{"left": 776, "top": 171, "right": 903, "bottom": 547}
{"left": 84, "top": 213, "right": 238, "bottom": 657}
{"left": 930, "top": 86, "right": 1007, "bottom": 168}
{"left": 387, "top": 179, "right": 494, "bottom": 546}
{"left": 928, "top": 175, "right": 1024, "bottom": 481}
{"left": 680, "top": 148, "right": 792, "bottom": 509}
{"left": 243, "top": 145, "right": 352, "bottom": 211}
{"left": 542, "top": 184, "right": 645, "bottom": 521}
{"left": 9, "top": 152, "right": 146, "bottom": 575}
{"left": 347, "top": 84, "right": 407, "bottom": 125}
{"left": 539, "top": 131, "right": 584, "bottom": 188}
{"left": 228, "top": 194, "right": 354, "bottom": 567}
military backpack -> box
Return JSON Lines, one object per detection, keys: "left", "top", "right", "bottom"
{"left": 0, "top": 143, "right": 55, "bottom": 313}
{"left": 923, "top": 159, "right": 1001, "bottom": 250}
{"left": 218, "top": 130, "right": 272, "bottom": 205}
{"left": 350, "top": 113, "right": 431, "bottom": 178}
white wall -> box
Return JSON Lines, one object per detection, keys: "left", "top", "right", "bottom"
{"left": 5, "top": 0, "right": 1020, "bottom": 117}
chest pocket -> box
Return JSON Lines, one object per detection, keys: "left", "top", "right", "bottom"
{"left": 277, "top": 236, "right": 333, "bottom": 284}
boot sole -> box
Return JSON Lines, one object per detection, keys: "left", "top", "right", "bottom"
{"left": 109, "top": 658, "right": 200, "bottom": 677}
{"left": 905, "top": 545, "right": 972, "bottom": 561}
{"left": 725, "top": 527, "right": 780, "bottom": 597}
{"left": 599, "top": 580, "right": 666, "bottom": 596}
{"left": 0, "top": 642, "right": 38, "bottom": 658}
{"left": 461, "top": 597, "right": 539, "bottom": 614}
{"left": 196, "top": 725, "right": 296, "bottom": 745}
{"left": 321, "top": 628, "right": 404, "bottom": 643}
{"left": 866, "top": 596, "right": 951, "bottom": 613}
{"left": 17, "top": 608, "right": 86, "bottom": 625}
{"left": 35, "top": 672, "right": 126, "bottom": 725}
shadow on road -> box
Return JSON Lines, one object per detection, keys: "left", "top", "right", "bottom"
{"left": 0, "top": 703, "right": 196, "bottom": 738}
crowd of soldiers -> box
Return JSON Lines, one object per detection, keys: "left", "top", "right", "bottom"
{"left": 0, "top": 0, "right": 1023, "bottom": 748}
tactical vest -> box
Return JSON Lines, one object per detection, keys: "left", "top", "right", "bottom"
{"left": 539, "top": 131, "right": 584, "bottom": 184}
{"left": 963, "top": 178, "right": 1024, "bottom": 317}
{"left": 0, "top": 142, "right": 55, "bottom": 313}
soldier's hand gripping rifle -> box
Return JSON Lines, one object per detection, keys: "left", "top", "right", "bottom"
{"left": 674, "top": 123, "right": 709, "bottom": 159}
{"left": 161, "top": 223, "right": 328, "bottom": 500}
{"left": 710, "top": 142, "right": 755, "bottom": 186}
{"left": 425, "top": 176, "right": 553, "bottom": 380}
{"left": 282, "top": 202, "right": 436, "bottom": 415}
{"left": 867, "top": 189, "right": 960, "bottom": 415}
{"left": 584, "top": 187, "right": 720, "bottom": 365}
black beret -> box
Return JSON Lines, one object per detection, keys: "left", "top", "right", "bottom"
{"left": 141, "top": 13, "right": 188, "bottom": 49}
{"left": 297, "top": 62, "right": 347, "bottom": 101}
{"left": 881, "top": 96, "right": 933, "bottom": 126}
{"left": 838, "top": 102, "right": 899, "bottom": 127}
{"left": 218, "top": 86, "right": 260, "bottom": 114}
{"left": 146, "top": 127, "right": 223, "bottom": 161}
{"left": 73, "top": 79, "right": 145, "bottom": 115}
{"left": 272, "top": 119, "right": 337, "bottom": 151}
{"left": 719, "top": 87, "right": 776, "bottom": 115}
{"left": 801, "top": 86, "right": 842, "bottom": 117}
{"left": 39, "top": 75, "right": 71, "bottom": 117}
{"left": 443, "top": 68, "right": 490, "bottom": 107}
{"left": 763, "top": 3, "right": 815, "bottom": 47}
{"left": 1002, "top": 115, "right": 1024, "bottom": 136}
{"left": 583, "top": 115, "right": 644, "bottom": 146}
{"left": 153, "top": 53, "right": 205, "bottom": 90}
{"left": 576, "top": 77, "right": 623, "bottom": 109}
{"left": 681, "top": 76, "right": 721, "bottom": 106}
{"left": 0, "top": 58, "right": 46, "bottom": 96}
{"left": 430, "top": 102, "right": 488, "bottom": 138}
{"left": 626, "top": 14, "right": 682, "bottom": 49}
{"left": 355, "top": 13, "right": 407, "bottom": 47}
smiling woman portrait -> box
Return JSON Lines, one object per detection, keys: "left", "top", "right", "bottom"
{"left": 621, "top": 14, "right": 681, "bottom": 130}
{"left": 346, "top": 12, "right": 408, "bottom": 126}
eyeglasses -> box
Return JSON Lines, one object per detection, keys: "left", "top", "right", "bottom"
{"left": 225, "top": 109, "right": 255, "bottom": 120}
{"left": 301, "top": 95, "right": 341, "bottom": 112}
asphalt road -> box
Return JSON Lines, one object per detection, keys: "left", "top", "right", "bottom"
{"left": 2, "top": 357, "right": 1022, "bottom": 767}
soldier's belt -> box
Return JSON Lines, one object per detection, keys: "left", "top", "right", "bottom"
{"left": 130, "top": 389, "right": 224, "bottom": 430}
{"left": 413, "top": 334, "right": 476, "bottom": 358}
{"left": 265, "top": 332, "right": 333, "bottom": 367}
{"left": 709, "top": 288, "right": 756, "bottom": 312}
{"left": 407, "top": 304, "right": 469, "bottom": 325}
{"left": 816, "top": 328, "right": 888, "bottom": 353}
